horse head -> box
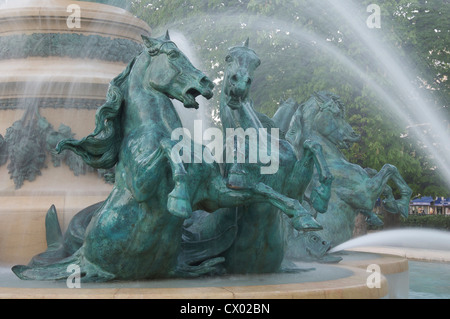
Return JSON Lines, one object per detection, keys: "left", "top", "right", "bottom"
{"left": 141, "top": 32, "right": 214, "bottom": 109}
{"left": 312, "top": 92, "right": 360, "bottom": 149}
{"left": 222, "top": 38, "right": 261, "bottom": 110}
{"left": 289, "top": 92, "right": 360, "bottom": 150}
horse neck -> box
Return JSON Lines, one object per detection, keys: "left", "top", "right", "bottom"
{"left": 219, "top": 91, "right": 262, "bottom": 130}
{"left": 219, "top": 91, "right": 234, "bottom": 129}
{"left": 124, "top": 53, "right": 182, "bottom": 135}
{"left": 309, "top": 131, "right": 347, "bottom": 163}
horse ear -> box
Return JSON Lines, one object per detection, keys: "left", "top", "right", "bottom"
{"left": 313, "top": 92, "right": 325, "bottom": 110}
{"left": 165, "top": 30, "right": 171, "bottom": 40}
{"left": 141, "top": 35, "right": 161, "bottom": 55}
{"left": 141, "top": 35, "right": 157, "bottom": 48}
{"left": 312, "top": 92, "right": 323, "bottom": 102}
{"left": 244, "top": 37, "right": 249, "bottom": 47}
{"left": 286, "top": 108, "right": 303, "bottom": 150}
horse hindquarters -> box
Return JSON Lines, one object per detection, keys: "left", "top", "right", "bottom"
{"left": 82, "top": 186, "right": 183, "bottom": 280}
{"left": 223, "top": 205, "right": 285, "bottom": 274}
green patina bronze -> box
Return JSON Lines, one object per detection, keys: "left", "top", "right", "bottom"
{"left": 0, "top": 34, "right": 142, "bottom": 63}
{"left": 276, "top": 92, "right": 413, "bottom": 254}
{"left": 182, "top": 40, "right": 333, "bottom": 273}
{"left": 11, "top": 34, "right": 412, "bottom": 281}
{"left": 0, "top": 106, "right": 108, "bottom": 189}
{"left": 0, "top": 31, "right": 144, "bottom": 186}
{"left": 2, "top": 106, "right": 52, "bottom": 189}
{"left": 12, "top": 33, "right": 327, "bottom": 282}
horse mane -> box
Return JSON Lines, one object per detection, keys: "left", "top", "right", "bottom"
{"left": 285, "top": 91, "right": 342, "bottom": 151}
{"left": 56, "top": 55, "right": 138, "bottom": 169}
{"left": 256, "top": 111, "right": 286, "bottom": 140}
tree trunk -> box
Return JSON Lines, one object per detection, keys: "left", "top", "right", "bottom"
{"left": 353, "top": 212, "right": 367, "bottom": 237}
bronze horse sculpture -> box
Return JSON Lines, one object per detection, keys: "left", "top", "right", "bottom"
{"left": 276, "top": 92, "right": 412, "bottom": 255}
{"left": 12, "top": 34, "right": 323, "bottom": 282}
{"left": 182, "top": 40, "right": 334, "bottom": 273}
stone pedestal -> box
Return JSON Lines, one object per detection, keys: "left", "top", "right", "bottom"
{"left": 0, "top": 0, "right": 151, "bottom": 264}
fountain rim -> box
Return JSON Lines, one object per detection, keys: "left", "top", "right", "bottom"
{"left": 0, "top": 262, "right": 389, "bottom": 299}
{"left": 0, "top": 0, "right": 151, "bottom": 42}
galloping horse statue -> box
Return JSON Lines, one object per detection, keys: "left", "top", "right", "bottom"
{"left": 13, "top": 33, "right": 323, "bottom": 282}
{"left": 182, "top": 40, "right": 334, "bottom": 273}
{"left": 276, "top": 91, "right": 412, "bottom": 254}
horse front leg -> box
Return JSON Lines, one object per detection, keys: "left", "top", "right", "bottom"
{"left": 301, "top": 139, "right": 334, "bottom": 214}
{"left": 160, "top": 138, "right": 192, "bottom": 219}
{"left": 123, "top": 135, "right": 191, "bottom": 219}
{"left": 366, "top": 165, "right": 412, "bottom": 218}
{"left": 384, "top": 170, "right": 412, "bottom": 218}
{"left": 209, "top": 177, "right": 322, "bottom": 232}
{"left": 254, "top": 182, "right": 323, "bottom": 231}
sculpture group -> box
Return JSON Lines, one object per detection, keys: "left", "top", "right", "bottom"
{"left": 12, "top": 33, "right": 411, "bottom": 282}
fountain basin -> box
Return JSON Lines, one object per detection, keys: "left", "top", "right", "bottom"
{"left": 0, "top": 250, "right": 412, "bottom": 299}
{"left": 0, "top": 0, "right": 149, "bottom": 41}
{"left": 0, "top": 263, "right": 388, "bottom": 299}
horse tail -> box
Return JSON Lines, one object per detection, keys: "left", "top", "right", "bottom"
{"left": 285, "top": 104, "right": 304, "bottom": 151}
{"left": 12, "top": 248, "right": 115, "bottom": 282}
{"left": 12, "top": 249, "right": 82, "bottom": 281}
{"left": 56, "top": 56, "right": 138, "bottom": 169}
{"left": 11, "top": 204, "right": 82, "bottom": 280}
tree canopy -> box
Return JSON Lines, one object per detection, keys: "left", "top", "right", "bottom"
{"left": 130, "top": 0, "right": 450, "bottom": 197}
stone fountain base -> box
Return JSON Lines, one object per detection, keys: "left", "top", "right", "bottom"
{"left": 0, "top": 197, "right": 411, "bottom": 299}
{"left": 0, "top": 250, "right": 409, "bottom": 299}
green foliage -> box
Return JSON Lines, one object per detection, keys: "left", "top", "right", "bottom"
{"left": 130, "top": 0, "right": 449, "bottom": 196}
{"left": 367, "top": 212, "right": 450, "bottom": 230}
{"left": 400, "top": 214, "right": 450, "bottom": 230}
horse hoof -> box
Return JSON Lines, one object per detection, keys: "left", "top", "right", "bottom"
{"left": 310, "top": 185, "right": 331, "bottom": 214}
{"left": 291, "top": 214, "right": 322, "bottom": 231}
{"left": 226, "top": 173, "right": 248, "bottom": 190}
{"left": 382, "top": 199, "right": 399, "bottom": 214}
{"left": 399, "top": 206, "right": 409, "bottom": 218}
{"left": 167, "top": 196, "right": 192, "bottom": 219}
{"left": 366, "top": 214, "right": 384, "bottom": 227}
{"left": 167, "top": 186, "right": 192, "bottom": 219}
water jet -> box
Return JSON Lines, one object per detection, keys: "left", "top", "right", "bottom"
{"left": 0, "top": 0, "right": 448, "bottom": 301}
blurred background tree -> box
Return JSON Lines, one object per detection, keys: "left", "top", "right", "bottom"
{"left": 129, "top": 0, "right": 449, "bottom": 197}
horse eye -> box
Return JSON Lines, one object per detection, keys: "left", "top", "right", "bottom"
{"left": 148, "top": 48, "right": 159, "bottom": 56}
{"left": 168, "top": 50, "right": 179, "bottom": 59}
{"left": 225, "top": 55, "right": 233, "bottom": 63}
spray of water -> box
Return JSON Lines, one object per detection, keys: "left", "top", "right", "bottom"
{"left": 325, "top": 0, "right": 450, "bottom": 189}
{"left": 169, "top": 31, "right": 217, "bottom": 142}
{"left": 330, "top": 228, "right": 450, "bottom": 253}
{"left": 161, "top": 1, "right": 449, "bottom": 189}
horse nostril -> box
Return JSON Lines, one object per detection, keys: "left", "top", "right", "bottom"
{"left": 352, "top": 132, "right": 361, "bottom": 140}
{"left": 230, "top": 75, "right": 238, "bottom": 84}
{"left": 200, "top": 76, "right": 213, "bottom": 88}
